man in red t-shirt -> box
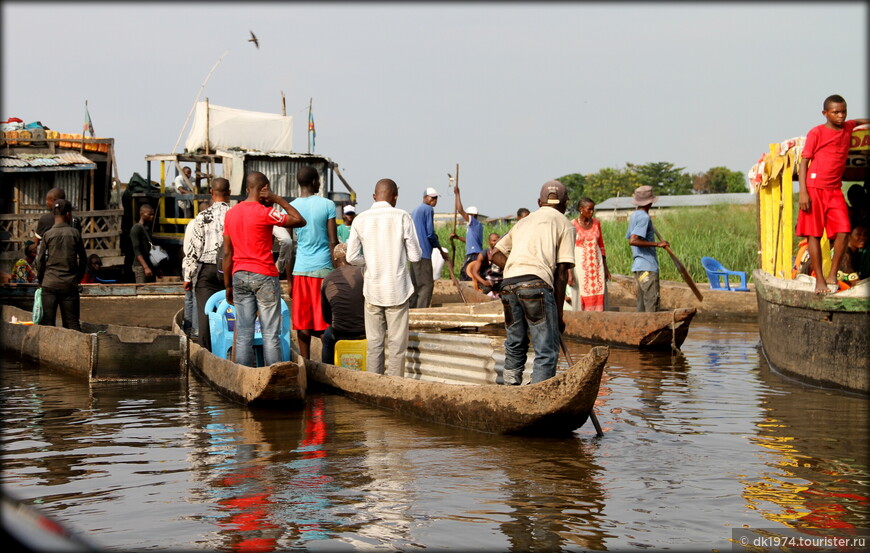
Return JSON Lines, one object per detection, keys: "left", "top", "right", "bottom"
{"left": 797, "top": 94, "right": 869, "bottom": 294}
{"left": 223, "top": 172, "right": 306, "bottom": 366}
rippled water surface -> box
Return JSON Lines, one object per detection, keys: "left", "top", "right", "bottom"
{"left": 2, "top": 321, "right": 868, "bottom": 551}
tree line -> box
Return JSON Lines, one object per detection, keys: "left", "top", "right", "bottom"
{"left": 558, "top": 162, "right": 747, "bottom": 215}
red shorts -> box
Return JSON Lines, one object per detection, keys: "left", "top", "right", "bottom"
{"left": 795, "top": 187, "right": 851, "bottom": 238}
{"left": 291, "top": 275, "right": 328, "bottom": 331}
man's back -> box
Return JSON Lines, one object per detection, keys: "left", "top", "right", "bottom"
{"left": 347, "top": 202, "right": 422, "bottom": 306}
{"left": 224, "top": 201, "right": 284, "bottom": 277}
{"left": 496, "top": 207, "right": 575, "bottom": 287}
{"left": 322, "top": 264, "right": 365, "bottom": 334}
{"left": 291, "top": 195, "right": 335, "bottom": 272}
{"left": 411, "top": 203, "right": 436, "bottom": 259}
{"left": 626, "top": 210, "right": 658, "bottom": 272}
{"left": 41, "top": 223, "right": 85, "bottom": 291}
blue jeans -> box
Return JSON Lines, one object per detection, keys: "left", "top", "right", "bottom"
{"left": 499, "top": 279, "right": 560, "bottom": 385}
{"left": 232, "top": 271, "right": 282, "bottom": 367}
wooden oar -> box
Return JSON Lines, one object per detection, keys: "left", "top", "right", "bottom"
{"left": 448, "top": 164, "right": 467, "bottom": 303}
{"left": 443, "top": 254, "right": 467, "bottom": 304}
{"left": 559, "top": 337, "right": 603, "bottom": 437}
{"left": 654, "top": 229, "right": 704, "bottom": 302}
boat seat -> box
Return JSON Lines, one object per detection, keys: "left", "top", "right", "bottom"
{"left": 203, "top": 290, "right": 291, "bottom": 364}
{"left": 701, "top": 256, "right": 749, "bottom": 291}
{"left": 334, "top": 339, "right": 367, "bottom": 371}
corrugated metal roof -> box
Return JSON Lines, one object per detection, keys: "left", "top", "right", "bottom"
{"left": 597, "top": 193, "right": 755, "bottom": 210}
{"left": 0, "top": 151, "right": 96, "bottom": 170}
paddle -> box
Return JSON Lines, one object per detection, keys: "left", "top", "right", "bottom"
{"left": 559, "top": 337, "right": 604, "bottom": 437}
{"left": 444, "top": 254, "right": 467, "bottom": 304}
{"left": 653, "top": 229, "right": 704, "bottom": 302}
{"left": 447, "top": 164, "right": 467, "bottom": 303}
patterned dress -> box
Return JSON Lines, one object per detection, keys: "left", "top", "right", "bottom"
{"left": 569, "top": 217, "right": 606, "bottom": 311}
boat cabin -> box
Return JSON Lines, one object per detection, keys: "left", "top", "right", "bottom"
{"left": 0, "top": 128, "right": 123, "bottom": 270}
{"left": 127, "top": 101, "right": 357, "bottom": 272}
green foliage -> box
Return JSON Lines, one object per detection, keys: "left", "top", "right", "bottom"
{"left": 557, "top": 173, "right": 587, "bottom": 216}
{"left": 696, "top": 166, "right": 748, "bottom": 193}
{"left": 437, "top": 204, "right": 759, "bottom": 282}
{"left": 627, "top": 161, "right": 693, "bottom": 196}
{"left": 601, "top": 204, "right": 758, "bottom": 282}
{"left": 582, "top": 167, "right": 637, "bottom": 205}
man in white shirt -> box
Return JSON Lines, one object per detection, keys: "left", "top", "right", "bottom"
{"left": 173, "top": 166, "right": 194, "bottom": 219}
{"left": 346, "top": 179, "right": 422, "bottom": 376}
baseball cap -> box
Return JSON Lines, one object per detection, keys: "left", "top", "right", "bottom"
{"left": 539, "top": 180, "right": 568, "bottom": 205}
{"left": 343, "top": 204, "right": 356, "bottom": 215}
{"left": 466, "top": 206, "right": 479, "bottom": 215}
{"left": 425, "top": 187, "right": 440, "bottom": 198}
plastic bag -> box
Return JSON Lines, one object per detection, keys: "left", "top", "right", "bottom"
{"left": 149, "top": 245, "right": 168, "bottom": 266}
{"left": 32, "top": 288, "right": 43, "bottom": 324}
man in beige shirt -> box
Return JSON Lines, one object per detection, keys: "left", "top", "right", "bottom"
{"left": 491, "top": 180, "right": 575, "bottom": 385}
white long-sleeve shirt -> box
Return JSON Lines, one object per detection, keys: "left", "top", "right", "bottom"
{"left": 346, "top": 201, "right": 422, "bottom": 307}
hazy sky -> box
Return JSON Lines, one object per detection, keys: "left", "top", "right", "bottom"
{"left": 3, "top": 1, "right": 867, "bottom": 216}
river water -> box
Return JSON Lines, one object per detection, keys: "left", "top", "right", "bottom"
{"left": 2, "top": 321, "right": 868, "bottom": 552}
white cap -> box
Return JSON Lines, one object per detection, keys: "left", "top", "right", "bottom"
{"left": 425, "top": 187, "right": 440, "bottom": 198}
{"left": 343, "top": 204, "right": 356, "bottom": 214}
{"left": 466, "top": 206, "right": 479, "bottom": 215}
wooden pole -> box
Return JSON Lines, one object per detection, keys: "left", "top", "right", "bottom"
{"left": 654, "top": 228, "right": 704, "bottom": 302}
{"left": 205, "top": 97, "right": 210, "bottom": 156}
{"left": 559, "top": 337, "right": 604, "bottom": 436}
{"left": 171, "top": 50, "right": 228, "bottom": 155}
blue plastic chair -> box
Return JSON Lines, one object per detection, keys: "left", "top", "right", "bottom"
{"left": 203, "top": 290, "right": 291, "bottom": 364}
{"left": 701, "top": 256, "right": 749, "bottom": 291}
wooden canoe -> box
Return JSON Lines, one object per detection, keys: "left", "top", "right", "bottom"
{"left": 410, "top": 301, "right": 696, "bottom": 349}
{"left": 1, "top": 282, "right": 185, "bottom": 330}
{"left": 171, "top": 310, "right": 306, "bottom": 406}
{"left": 754, "top": 269, "right": 869, "bottom": 395}
{"left": 1, "top": 304, "right": 186, "bottom": 381}
{"left": 300, "top": 344, "right": 608, "bottom": 436}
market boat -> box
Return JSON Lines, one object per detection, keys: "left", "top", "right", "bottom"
{"left": 409, "top": 301, "right": 696, "bottom": 350}
{"left": 1, "top": 304, "right": 186, "bottom": 381}
{"left": 750, "top": 127, "right": 869, "bottom": 395}
{"left": 172, "top": 310, "right": 306, "bottom": 406}
{"left": 300, "top": 339, "right": 608, "bottom": 436}
{"left": 753, "top": 270, "right": 869, "bottom": 394}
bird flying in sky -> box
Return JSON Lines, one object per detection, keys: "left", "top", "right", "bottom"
{"left": 248, "top": 30, "right": 259, "bottom": 49}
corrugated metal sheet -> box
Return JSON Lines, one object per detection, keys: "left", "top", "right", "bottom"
{"left": 1, "top": 152, "right": 96, "bottom": 171}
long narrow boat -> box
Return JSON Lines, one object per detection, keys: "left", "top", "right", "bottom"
{"left": 1, "top": 304, "right": 186, "bottom": 381}
{"left": 410, "top": 301, "right": 696, "bottom": 349}
{"left": 754, "top": 270, "right": 869, "bottom": 395}
{"left": 300, "top": 343, "right": 608, "bottom": 436}
{"left": 171, "top": 310, "right": 306, "bottom": 406}
{"left": 1, "top": 282, "right": 185, "bottom": 330}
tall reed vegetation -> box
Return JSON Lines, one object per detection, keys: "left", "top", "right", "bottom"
{"left": 437, "top": 204, "right": 759, "bottom": 283}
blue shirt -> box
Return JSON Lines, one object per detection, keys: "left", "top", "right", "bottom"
{"left": 411, "top": 203, "right": 441, "bottom": 260}
{"left": 466, "top": 216, "right": 483, "bottom": 256}
{"left": 290, "top": 195, "right": 336, "bottom": 273}
{"left": 626, "top": 209, "right": 659, "bottom": 272}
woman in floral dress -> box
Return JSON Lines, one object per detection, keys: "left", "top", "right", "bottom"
{"left": 567, "top": 198, "right": 610, "bottom": 311}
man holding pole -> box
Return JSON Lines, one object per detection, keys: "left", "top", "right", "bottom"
{"left": 451, "top": 182, "right": 484, "bottom": 282}
{"left": 491, "top": 180, "right": 575, "bottom": 385}
{"left": 625, "top": 185, "right": 669, "bottom": 312}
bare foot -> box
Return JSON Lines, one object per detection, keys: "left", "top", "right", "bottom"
{"left": 814, "top": 278, "right": 830, "bottom": 294}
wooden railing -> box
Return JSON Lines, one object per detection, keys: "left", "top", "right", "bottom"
{"left": 0, "top": 209, "right": 123, "bottom": 263}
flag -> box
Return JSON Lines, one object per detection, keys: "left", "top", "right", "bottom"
{"left": 83, "top": 100, "right": 95, "bottom": 137}
{"left": 308, "top": 99, "right": 315, "bottom": 153}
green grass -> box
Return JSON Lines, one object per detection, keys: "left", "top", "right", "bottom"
{"left": 437, "top": 204, "right": 759, "bottom": 283}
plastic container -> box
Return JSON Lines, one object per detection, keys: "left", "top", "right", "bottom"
{"left": 334, "top": 339, "right": 367, "bottom": 371}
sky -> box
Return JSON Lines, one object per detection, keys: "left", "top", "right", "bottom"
{"left": 3, "top": 1, "right": 867, "bottom": 217}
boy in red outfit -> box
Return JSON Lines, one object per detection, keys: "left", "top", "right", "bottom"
{"left": 796, "top": 94, "right": 869, "bottom": 293}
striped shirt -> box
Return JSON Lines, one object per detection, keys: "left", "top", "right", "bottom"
{"left": 346, "top": 201, "right": 422, "bottom": 307}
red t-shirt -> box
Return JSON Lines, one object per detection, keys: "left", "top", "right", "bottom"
{"left": 802, "top": 120, "right": 858, "bottom": 189}
{"left": 223, "top": 201, "right": 288, "bottom": 277}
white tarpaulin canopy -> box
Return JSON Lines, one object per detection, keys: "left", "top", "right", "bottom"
{"left": 184, "top": 102, "right": 293, "bottom": 154}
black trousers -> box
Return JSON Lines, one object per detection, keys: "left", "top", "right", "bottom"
{"left": 194, "top": 263, "right": 225, "bottom": 350}
{"left": 40, "top": 287, "right": 81, "bottom": 331}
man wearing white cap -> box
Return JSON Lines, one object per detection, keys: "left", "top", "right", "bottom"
{"left": 337, "top": 204, "right": 356, "bottom": 244}
{"left": 410, "top": 187, "right": 447, "bottom": 308}
{"left": 451, "top": 182, "right": 484, "bottom": 281}
{"left": 491, "top": 180, "right": 575, "bottom": 385}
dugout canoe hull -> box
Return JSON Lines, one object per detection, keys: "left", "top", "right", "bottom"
{"left": 409, "top": 302, "right": 696, "bottom": 349}
{"left": 1, "top": 305, "right": 186, "bottom": 381}
{"left": 754, "top": 270, "right": 870, "bottom": 395}
{"left": 301, "top": 345, "right": 608, "bottom": 436}
{"left": 172, "top": 310, "right": 306, "bottom": 406}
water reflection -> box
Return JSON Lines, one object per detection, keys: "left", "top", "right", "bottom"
{"left": 741, "top": 346, "right": 870, "bottom": 531}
